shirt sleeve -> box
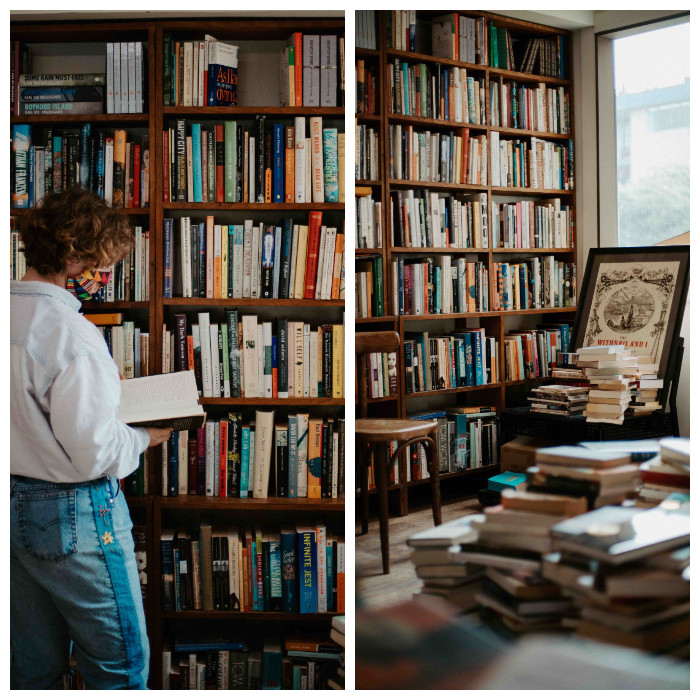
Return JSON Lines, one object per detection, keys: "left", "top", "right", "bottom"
{"left": 48, "top": 352, "right": 150, "bottom": 481}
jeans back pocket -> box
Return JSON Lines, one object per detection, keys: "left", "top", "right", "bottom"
{"left": 17, "top": 489, "right": 78, "bottom": 562}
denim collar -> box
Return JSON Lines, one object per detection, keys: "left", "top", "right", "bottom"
{"left": 11, "top": 280, "right": 82, "bottom": 312}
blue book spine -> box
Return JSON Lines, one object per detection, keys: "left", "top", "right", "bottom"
{"left": 163, "top": 218, "right": 174, "bottom": 298}
{"left": 323, "top": 128, "right": 338, "bottom": 202}
{"left": 520, "top": 265, "right": 528, "bottom": 310}
{"left": 271, "top": 336, "right": 278, "bottom": 390}
{"left": 269, "top": 538, "right": 282, "bottom": 609}
{"left": 419, "top": 338, "right": 428, "bottom": 391}
{"left": 288, "top": 417, "right": 297, "bottom": 497}
{"left": 402, "top": 63, "right": 409, "bottom": 115}
{"left": 80, "top": 123, "right": 91, "bottom": 189}
{"left": 174, "top": 641, "right": 248, "bottom": 653}
{"left": 280, "top": 531, "right": 298, "bottom": 613}
{"left": 167, "top": 431, "right": 178, "bottom": 495}
{"left": 240, "top": 426, "right": 250, "bottom": 498}
{"left": 272, "top": 123, "right": 284, "bottom": 203}
{"left": 191, "top": 123, "right": 202, "bottom": 202}
{"left": 326, "top": 544, "right": 334, "bottom": 611}
{"left": 464, "top": 333, "right": 475, "bottom": 386}
{"left": 272, "top": 226, "right": 282, "bottom": 298}
{"left": 298, "top": 531, "right": 317, "bottom": 613}
{"left": 207, "top": 62, "right": 237, "bottom": 107}
{"left": 473, "top": 331, "right": 484, "bottom": 385}
{"left": 262, "top": 647, "right": 282, "bottom": 690}
{"left": 435, "top": 266, "right": 441, "bottom": 314}
{"left": 28, "top": 145, "right": 35, "bottom": 208}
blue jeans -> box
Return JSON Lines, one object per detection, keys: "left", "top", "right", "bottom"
{"left": 10, "top": 475, "right": 149, "bottom": 689}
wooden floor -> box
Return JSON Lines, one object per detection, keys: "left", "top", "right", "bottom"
{"left": 355, "top": 495, "right": 481, "bottom": 610}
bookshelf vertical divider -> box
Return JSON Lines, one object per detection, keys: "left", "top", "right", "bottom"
{"left": 355, "top": 10, "right": 578, "bottom": 516}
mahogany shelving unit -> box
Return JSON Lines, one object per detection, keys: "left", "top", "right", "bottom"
{"left": 355, "top": 10, "right": 577, "bottom": 516}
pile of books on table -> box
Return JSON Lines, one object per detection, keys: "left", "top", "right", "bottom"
{"left": 527, "top": 445, "right": 641, "bottom": 510}
{"left": 407, "top": 514, "right": 486, "bottom": 612}
{"left": 576, "top": 345, "right": 640, "bottom": 425}
{"left": 551, "top": 352, "right": 587, "bottom": 382}
{"left": 549, "top": 504, "right": 690, "bottom": 655}
{"left": 527, "top": 384, "right": 589, "bottom": 416}
{"left": 628, "top": 356, "right": 664, "bottom": 415}
{"left": 637, "top": 437, "right": 690, "bottom": 505}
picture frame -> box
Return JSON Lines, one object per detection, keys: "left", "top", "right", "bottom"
{"left": 570, "top": 246, "right": 689, "bottom": 410}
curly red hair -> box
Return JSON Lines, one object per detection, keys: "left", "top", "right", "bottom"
{"left": 18, "top": 189, "right": 134, "bottom": 275}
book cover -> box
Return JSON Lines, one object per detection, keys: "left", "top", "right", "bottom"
{"left": 297, "top": 526, "right": 318, "bottom": 613}
{"left": 252, "top": 411, "right": 275, "bottom": 498}
{"left": 307, "top": 418, "right": 323, "bottom": 499}
{"left": 322, "top": 128, "right": 338, "bottom": 203}
{"left": 207, "top": 40, "right": 238, "bottom": 106}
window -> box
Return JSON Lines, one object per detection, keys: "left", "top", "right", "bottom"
{"left": 612, "top": 22, "right": 689, "bottom": 247}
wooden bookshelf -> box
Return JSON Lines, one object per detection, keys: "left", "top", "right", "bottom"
{"left": 355, "top": 10, "right": 577, "bottom": 516}
{"left": 11, "top": 13, "right": 345, "bottom": 690}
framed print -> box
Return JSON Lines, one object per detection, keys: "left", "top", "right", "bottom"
{"left": 571, "top": 246, "right": 689, "bottom": 408}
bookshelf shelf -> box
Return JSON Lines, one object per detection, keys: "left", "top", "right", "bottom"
{"left": 503, "top": 376, "right": 555, "bottom": 387}
{"left": 356, "top": 248, "right": 383, "bottom": 256}
{"left": 10, "top": 113, "right": 150, "bottom": 125}
{"left": 198, "top": 397, "right": 344, "bottom": 406}
{"left": 161, "top": 106, "right": 344, "bottom": 117}
{"left": 161, "top": 611, "right": 336, "bottom": 621}
{"left": 357, "top": 10, "right": 577, "bottom": 518}
{"left": 162, "top": 297, "right": 344, "bottom": 307}
{"left": 355, "top": 113, "right": 381, "bottom": 122}
{"left": 408, "top": 464, "right": 498, "bottom": 487}
{"left": 389, "top": 179, "right": 488, "bottom": 193}
{"left": 355, "top": 179, "right": 382, "bottom": 187}
{"left": 161, "top": 202, "right": 345, "bottom": 211}
{"left": 155, "top": 495, "right": 344, "bottom": 511}
{"left": 389, "top": 113, "right": 489, "bottom": 131}
{"left": 365, "top": 395, "right": 399, "bottom": 404}
{"left": 356, "top": 47, "right": 381, "bottom": 59}
{"left": 11, "top": 14, "right": 345, "bottom": 690}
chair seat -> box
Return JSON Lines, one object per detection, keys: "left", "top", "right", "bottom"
{"left": 355, "top": 418, "right": 437, "bottom": 443}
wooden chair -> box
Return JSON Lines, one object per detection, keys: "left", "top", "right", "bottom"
{"left": 356, "top": 331, "right": 442, "bottom": 574}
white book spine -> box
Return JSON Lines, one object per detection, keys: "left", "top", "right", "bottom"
{"left": 242, "top": 220, "right": 253, "bottom": 298}
{"left": 316, "top": 525, "right": 327, "bottom": 612}
{"left": 128, "top": 42, "right": 136, "bottom": 113}
{"left": 178, "top": 430, "right": 188, "bottom": 495}
{"left": 135, "top": 42, "right": 143, "bottom": 113}
{"left": 252, "top": 411, "right": 275, "bottom": 499}
{"left": 106, "top": 43, "right": 114, "bottom": 114}
{"left": 309, "top": 330, "right": 318, "bottom": 398}
{"left": 198, "top": 312, "right": 213, "bottom": 396}
{"left": 250, "top": 225, "right": 260, "bottom": 299}
{"left": 242, "top": 315, "right": 259, "bottom": 398}
{"left": 192, "top": 42, "right": 199, "bottom": 108}
{"left": 198, "top": 42, "right": 206, "bottom": 107}
{"left": 296, "top": 414, "right": 308, "bottom": 497}
{"left": 310, "top": 117, "right": 324, "bottom": 203}
{"left": 210, "top": 325, "right": 221, "bottom": 397}
{"left": 248, "top": 136, "right": 256, "bottom": 203}
{"left": 294, "top": 117, "right": 305, "bottom": 203}
{"left": 303, "top": 323, "right": 310, "bottom": 398}
{"left": 120, "top": 42, "right": 128, "bottom": 114}
{"left": 113, "top": 42, "right": 121, "bottom": 113}
{"left": 256, "top": 324, "right": 264, "bottom": 398}
{"left": 181, "top": 216, "right": 191, "bottom": 297}
{"left": 320, "top": 35, "right": 337, "bottom": 108}
{"left": 305, "top": 137, "right": 312, "bottom": 203}
{"left": 205, "top": 421, "right": 215, "bottom": 496}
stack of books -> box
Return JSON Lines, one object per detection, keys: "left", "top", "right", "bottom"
{"left": 576, "top": 345, "right": 639, "bottom": 425}
{"left": 629, "top": 355, "right": 664, "bottom": 415}
{"left": 327, "top": 616, "right": 345, "bottom": 689}
{"left": 528, "top": 445, "right": 641, "bottom": 510}
{"left": 283, "top": 636, "right": 344, "bottom": 688}
{"left": 528, "top": 384, "right": 589, "bottom": 415}
{"left": 14, "top": 71, "right": 112, "bottom": 116}
{"left": 638, "top": 438, "right": 690, "bottom": 505}
{"left": 552, "top": 352, "right": 587, "bottom": 381}
{"left": 355, "top": 191, "right": 382, "bottom": 249}
{"left": 407, "top": 514, "right": 486, "bottom": 612}
{"left": 550, "top": 506, "right": 690, "bottom": 654}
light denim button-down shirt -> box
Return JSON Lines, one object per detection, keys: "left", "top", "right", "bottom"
{"left": 11, "top": 281, "right": 149, "bottom": 482}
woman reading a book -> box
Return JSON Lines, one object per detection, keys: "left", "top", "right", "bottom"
{"left": 10, "top": 189, "right": 171, "bottom": 690}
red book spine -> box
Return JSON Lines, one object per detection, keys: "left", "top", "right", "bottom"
{"left": 218, "top": 420, "right": 228, "bottom": 497}
{"left": 215, "top": 124, "right": 224, "bottom": 202}
{"left": 132, "top": 144, "right": 141, "bottom": 208}
{"left": 162, "top": 130, "right": 170, "bottom": 202}
{"left": 461, "top": 128, "right": 470, "bottom": 184}
{"left": 294, "top": 33, "right": 303, "bottom": 107}
{"left": 303, "top": 210, "right": 323, "bottom": 298}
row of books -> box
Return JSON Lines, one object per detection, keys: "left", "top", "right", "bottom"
{"left": 163, "top": 34, "right": 238, "bottom": 107}
{"left": 502, "top": 325, "right": 572, "bottom": 382}
{"left": 388, "top": 61, "right": 486, "bottom": 125}
{"left": 355, "top": 123, "right": 379, "bottom": 181}
{"left": 161, "top": 523, "right": 345, "bottom": 614}
{"left": 355, "top": 192, "right": 383, "bottom": 249}
{"left": 163, "top": 117, "right": 344, "bottom": 204}
{"left": 355, "top": 61, "right": 377, "bottom": 115}
{"left": 163, "top": 214, "right": 344, "bottom": 301}
{"left": 404, "top": 331, "right": 499, "bottom": 392}
{"left": 355, "top": 256, "right": 384, "bottom": 318}
{"left": 279, "top": 34, "right": 343, "bottom": 108}
{"left": 363, "top": 351, "right": 398, "bottom": 399}
{"left": 163, "top": 412, "right": 344, "bottom": 500}
{"left": 390, "top": 190, "right": 488, "bottom": 249}
{"left": 106, "top": 43, "right": 146, "bottom": 113}
{"left": 163, "top": 312, "right": 344, "bottom": 399}
{"left": 492, "top": 28, "right": 568, "bottom": 79}
{"left": 490, "top": 133, "right": 574, "bottom": 191}
{"left": 356, "top": 10, "right": 378, "bottom": 51}
{"left": 489, "top": 80, "right": 570, "bottom": 134}
{"left": 84, "top": 318, "right": 150, "bottom": 379}
{"left": 163, "top": 631, "right": 344, "bottom": 690}
{"left": 392, "top": 257, "right": 490, "bottom": 316}
{"left": 389, "top": 125, "right": 488, "bottom": 186}
{"left": 491, "top": 258, "right": 577, "bottom": 311}
{"left": 495, "top": 198, "right": 574, "bottom": 249}
{"left": 11, "top": 125, "right": 149, "bottom": 209}
{"left": 408, "top": 408, "right": 499, "bottom": 476}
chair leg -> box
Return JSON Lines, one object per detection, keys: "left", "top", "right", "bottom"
{"left": 359, "top": 440, "right": 369, "bottom": 535}
{"left": 427, "top": 432, "right": 442, "bottom": 526}
{"left": 374, "top": 443, "right": 391, "bottom": 575}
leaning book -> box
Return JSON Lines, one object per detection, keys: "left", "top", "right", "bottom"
{"left": 118, "top": 370, "right": 206, "bottom": 430}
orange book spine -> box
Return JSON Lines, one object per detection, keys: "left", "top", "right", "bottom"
{"left": 331, "top": 233, "right": 344, "bottom": 300}
{"left": 264, "top": 168, "right": 272, "bottom": 204}
{"left": 187, "top": 335, "right": 194, "bottom": 370}
{"left": 293, "top": 33, "right": 303, "bottom": 106}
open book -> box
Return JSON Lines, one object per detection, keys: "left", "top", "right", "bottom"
{"left": 117, "top": 370, "right": 206, "bottom": 430}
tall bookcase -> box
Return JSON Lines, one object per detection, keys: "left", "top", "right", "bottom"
{"left": 11, "top": 14, "right": 345, "bottom": 689}
{"left": 355, "top": 10, "right": 577, "bottom": 516}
